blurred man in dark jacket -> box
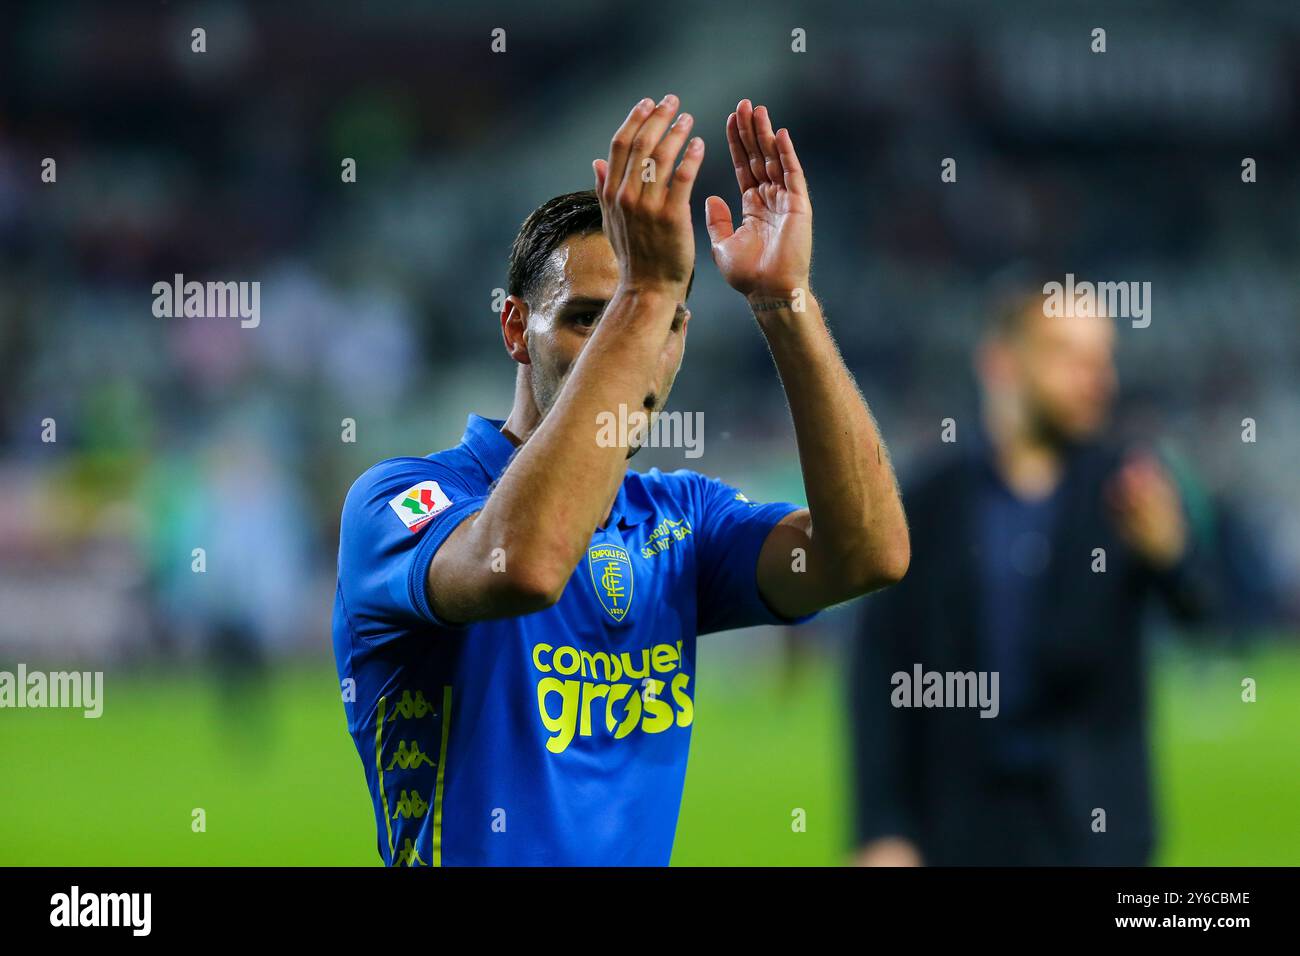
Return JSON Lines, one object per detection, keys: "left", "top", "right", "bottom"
{"left": 850, "top": 289, "right": 1215, "bottom": 866}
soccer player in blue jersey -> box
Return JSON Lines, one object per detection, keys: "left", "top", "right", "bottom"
{"left": 332, "top": 95, "right": 910, "bottom": 866}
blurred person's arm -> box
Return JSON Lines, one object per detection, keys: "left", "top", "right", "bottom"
{"left": 428, "top": 96, "right": 705, "bottom": 624}
{"left": 705, "top": 100, "right": 909, "bottom": 619}
{"left": 848, "top": 569, "right": 923, "bottom": 866}
{"left": 1108, "top": 452, "right": 1218, "bottom": 623}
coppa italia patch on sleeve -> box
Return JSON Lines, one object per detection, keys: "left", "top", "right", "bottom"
{"left": 388, "top": 480, "right": 453, "bottom": 532}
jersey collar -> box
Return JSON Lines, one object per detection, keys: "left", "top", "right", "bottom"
{"left": 461, "top": 415, "right": 518, "bottom": 481}
{"left": 608, "top": 475, "right": 655, "bottom": 529}
{"left": 461, "top": 413, "right": 655, "bottom": 529}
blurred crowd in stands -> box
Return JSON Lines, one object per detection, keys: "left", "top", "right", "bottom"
{"left": 1, "top": 1, "right": 1296, "bottom": 666}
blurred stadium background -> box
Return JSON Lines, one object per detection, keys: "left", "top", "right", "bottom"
{"left": 1, "top": 0, "right": 1298, "bottom": 864}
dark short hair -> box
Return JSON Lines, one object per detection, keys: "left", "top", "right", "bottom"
{"left": 981, "top": 263, "right": 1051, "bottom": 342}
{"left": 507, "top": 189, "right": 694, "bottom": 306}
{"left": 987, "top": 287, "right": 1045, "bottom": 341}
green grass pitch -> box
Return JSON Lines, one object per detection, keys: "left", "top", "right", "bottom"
{"left": 1, "top": 642, "right": 1296, "bottom": 865}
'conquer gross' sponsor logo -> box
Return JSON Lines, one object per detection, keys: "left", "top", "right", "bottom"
{"left": 531, "top": 641, "right": 694, "bottom": 754}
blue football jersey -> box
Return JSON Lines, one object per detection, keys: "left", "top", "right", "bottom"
{"left": 331, "top": 414, "right": 813, "bottom": 865}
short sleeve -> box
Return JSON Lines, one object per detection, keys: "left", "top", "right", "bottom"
{"left": 337, "top": 458, "right": 487, "bottom": 641}
{"left": 689, "top": 472, "right": 818, "bottom": 635}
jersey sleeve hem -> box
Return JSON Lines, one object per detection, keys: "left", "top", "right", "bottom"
{"left": 746, "top": 503, "right": 820, "bottom": 627}
{"left": 407, "top": 496, "right": 486, "bottom": 630}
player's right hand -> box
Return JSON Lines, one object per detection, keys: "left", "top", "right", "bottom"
{"left": 593, "top": 95, "right": 704, "bottom": 299}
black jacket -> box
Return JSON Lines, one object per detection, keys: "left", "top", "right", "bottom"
{"left": 849, "top": 439, "right": 1215, "bottom": 865}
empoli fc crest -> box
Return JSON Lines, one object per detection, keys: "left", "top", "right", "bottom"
{"left": 587, "top": 544, "right": 634, "bottom": 623}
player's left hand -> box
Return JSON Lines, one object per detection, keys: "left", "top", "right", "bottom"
{"left": 1106, "top": 453, "right": 1189, "bottom": 570}
{"left": 705, "top": 100, "right": 812, "bottom": 300}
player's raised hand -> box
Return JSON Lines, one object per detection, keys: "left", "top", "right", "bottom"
{"left": 706, "top": 100, "right": 812, "bottom": 300}
{"left": 1107, "top": 453, "right": 1188, "bottom": 570}
{"left": 592, "top": 94, "right": 705, "bottom": 299}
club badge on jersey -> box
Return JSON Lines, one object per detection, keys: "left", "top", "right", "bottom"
{"left": 587, "top": 544, "right": 634, "bottom": 624}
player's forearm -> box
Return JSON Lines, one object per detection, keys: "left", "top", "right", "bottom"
{"left": 470, "top": 285, "right": 680, "bottom": 595}
{"left": 753, "top": 291, "right": 910, "bottom": 590}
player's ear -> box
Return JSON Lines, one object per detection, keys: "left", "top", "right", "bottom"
{"left": 502, "top": 295, "right": 532, "bottom": 365}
